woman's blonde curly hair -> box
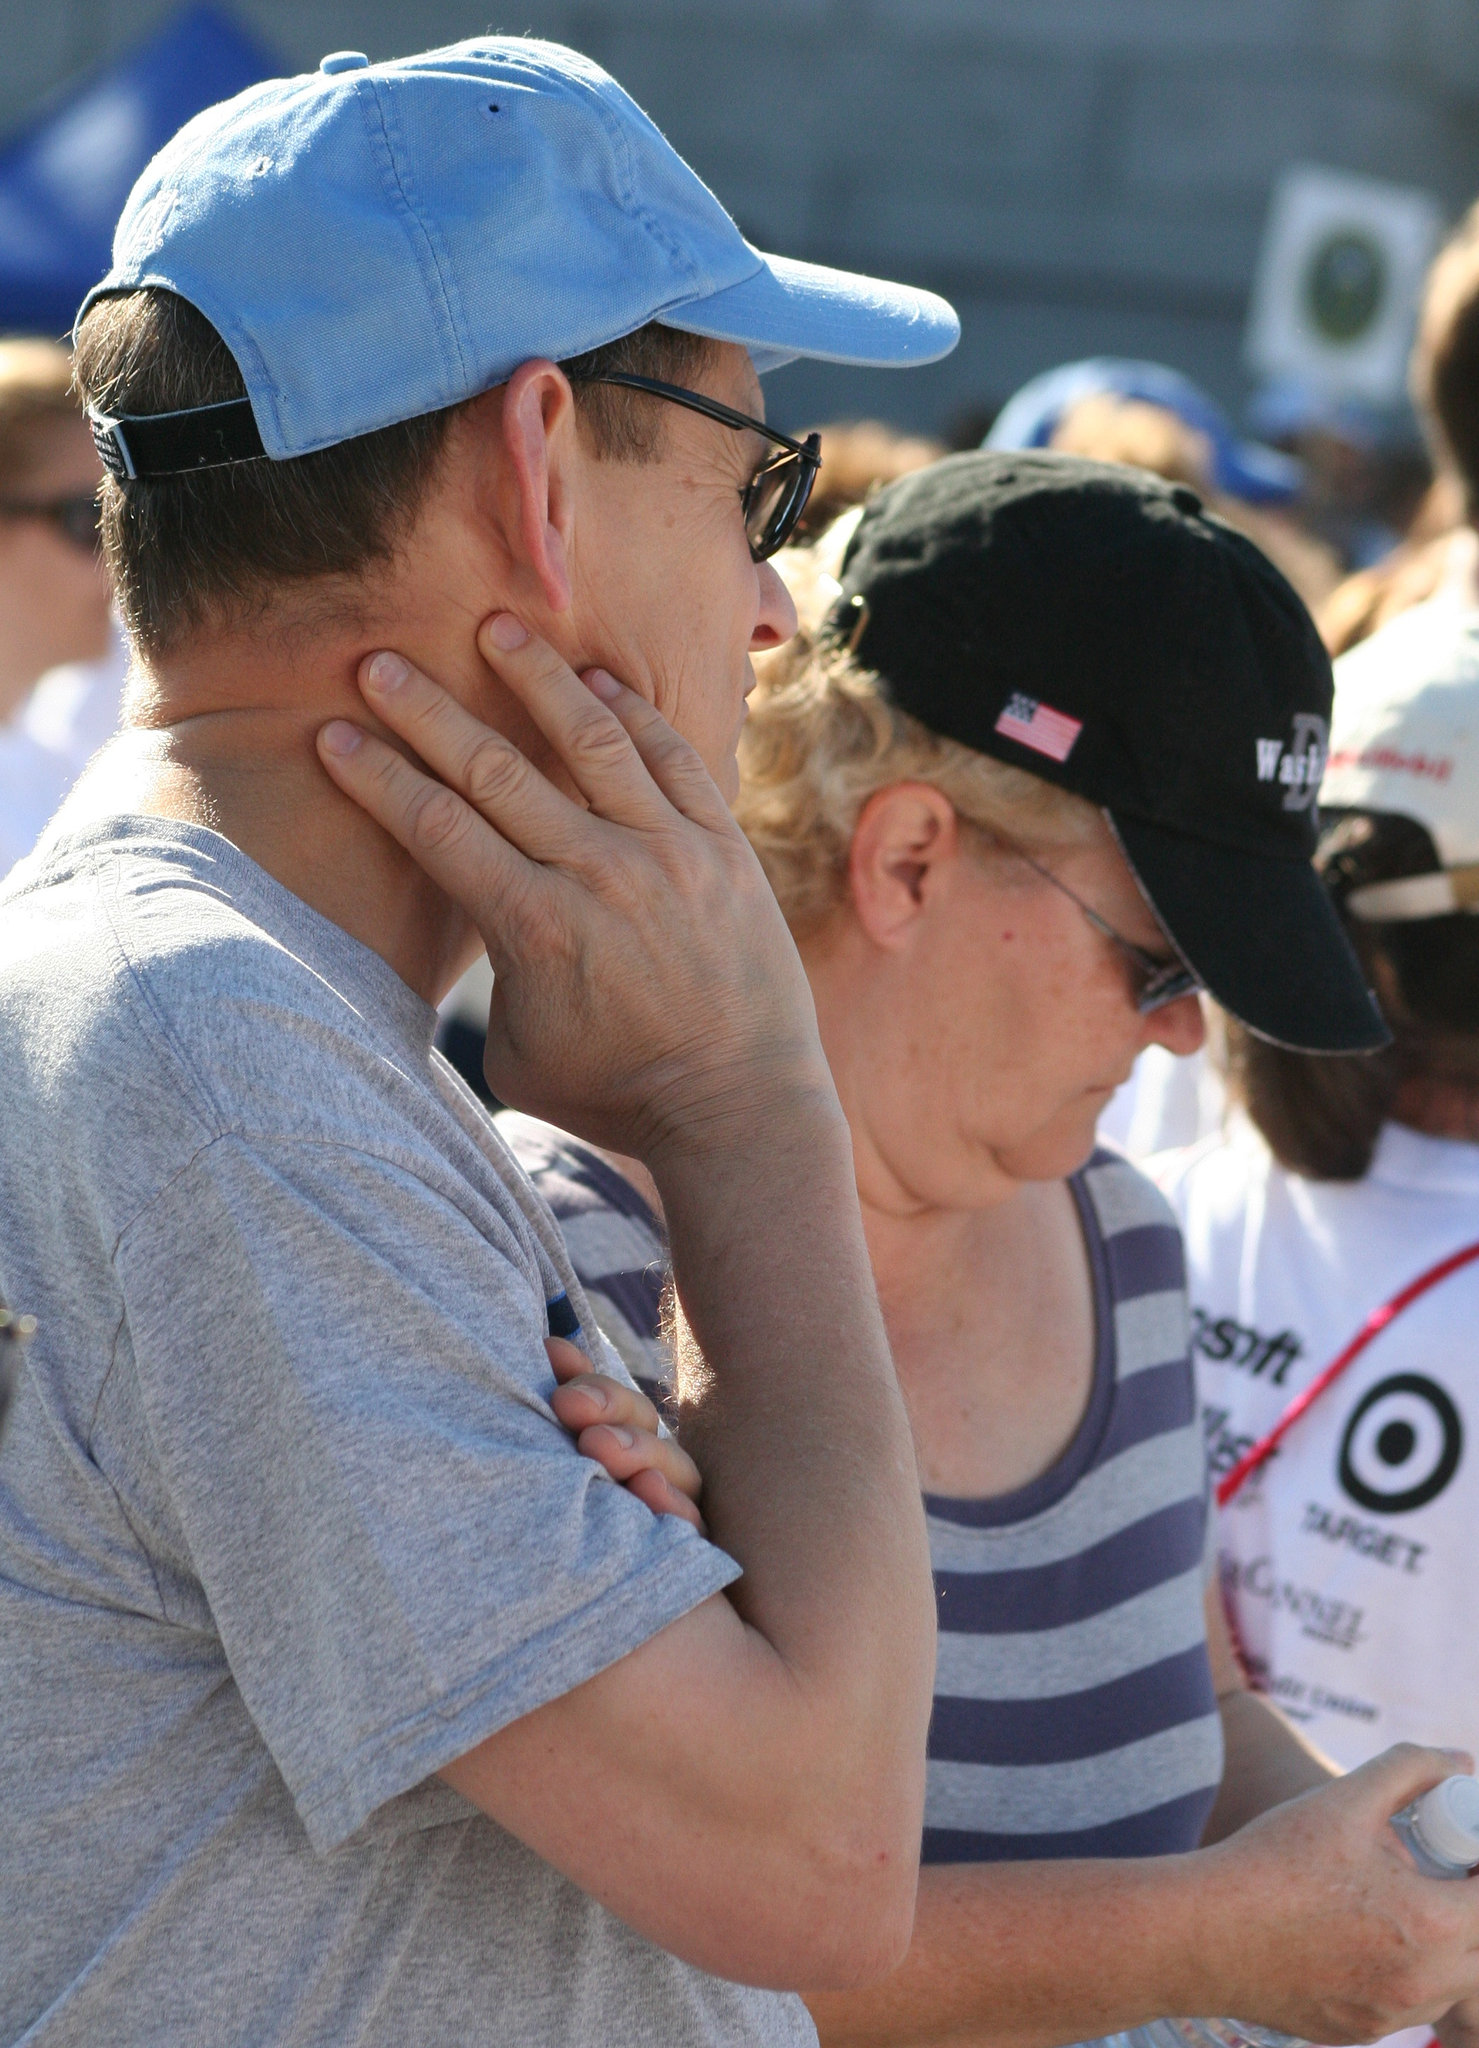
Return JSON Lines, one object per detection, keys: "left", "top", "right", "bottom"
{"left": 735, "top": 510, "right": 1101, "bottom": 936}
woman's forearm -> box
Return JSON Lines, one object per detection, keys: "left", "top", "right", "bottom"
{"left": 811, "top": 1739, "right": 1468, "bottom": 2048}
{"left": 1201, "top": 1689, "right": 1338, "bottom": 1843}
{"left": 806, "top": 1858, "right": 1201, "bottom": 2048}
{"left": 1198, "top": 1584, "right": 1338, "bottom": 1845}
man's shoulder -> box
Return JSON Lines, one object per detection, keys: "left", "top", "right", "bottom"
{"left": 3, "top": 813, "right": 314, "bottom": 989}
{"left": 0, "top": 821, "right": 218, "bottom": 1118}
{"left": 0, "top": 818, "right": 450, "bottom": 1180}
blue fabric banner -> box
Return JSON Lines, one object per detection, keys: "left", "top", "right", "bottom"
{"left": 0, "top": 5, "right": 280, "bottom": 338}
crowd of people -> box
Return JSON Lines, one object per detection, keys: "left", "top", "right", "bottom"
{"left": 3, "top": 31, "right": 1479, "bottom": 2048}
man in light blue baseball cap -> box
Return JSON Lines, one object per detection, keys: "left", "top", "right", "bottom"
{"left": 81, "top": 39, "right": 956, "bottom": 466}
{"left": 0, "top": 38, "right": 953, "bottom": 2048}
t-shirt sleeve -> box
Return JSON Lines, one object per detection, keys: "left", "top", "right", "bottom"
{"left": 116, "top": 1132, "right": 739, "bottom": 1853}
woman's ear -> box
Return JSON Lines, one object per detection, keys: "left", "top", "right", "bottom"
{"left": 500, "top": 360, "right": 578, "bottom": 615}
{"left": 848, "top": 783, "right": 963, "bottom": 948}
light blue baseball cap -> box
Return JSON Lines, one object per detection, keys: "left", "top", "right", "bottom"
{"left": 985, "top": 357, "right": 1303, "bottom": 506}
{"left": 77, "top": 37, "right": 959, "bottom": 463}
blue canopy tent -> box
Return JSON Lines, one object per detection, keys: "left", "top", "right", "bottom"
{"left": 0, "top": 5, "right": 280, "bottom": 338}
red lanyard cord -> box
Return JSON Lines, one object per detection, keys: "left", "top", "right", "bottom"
{"left": 1215, "top": 1238, "right": 1479, "bottom": 1508}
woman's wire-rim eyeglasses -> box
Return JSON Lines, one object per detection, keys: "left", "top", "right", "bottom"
{"left": 1007, "top": 841, "right": 1204, "bottom": 1015}
{"left": 571, "top": 371, "right": 821, "bottom": 561}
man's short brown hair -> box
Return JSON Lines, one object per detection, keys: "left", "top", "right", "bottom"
{"left": 72, "top": 289, "right": 714, "bottom": 655}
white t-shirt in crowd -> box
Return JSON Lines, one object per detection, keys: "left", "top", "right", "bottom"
{"left": 1099, "top": 1044, "right": 1225, "bottom": 1161}
{"left": 1152, "top": 1119, "right": 1479, "bottom": 1770}
{"left": 0, "top": 629, "right": 127, "bottom": 878}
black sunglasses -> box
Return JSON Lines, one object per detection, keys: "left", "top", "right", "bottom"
{"left": 572, "top": 372, "right": 821, "bottom": 560}
{"left": 0, "top": 492, "right": 101, "bottom": 553}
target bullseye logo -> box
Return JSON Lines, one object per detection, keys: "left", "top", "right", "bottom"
{"left": 1338, "top": 1373, "right": 1462, "bottom": 1514}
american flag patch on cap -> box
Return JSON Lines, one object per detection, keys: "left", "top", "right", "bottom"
{"left": 994, "top": 693, "right": 1083, "bottom": 763}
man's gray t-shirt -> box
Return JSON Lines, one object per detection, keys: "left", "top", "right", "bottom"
{"left": 0, "top": 816, "right": 812, "bottom": 2048}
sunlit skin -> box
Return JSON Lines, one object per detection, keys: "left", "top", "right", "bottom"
{"left": 598, "top": 780, "right": 1205, "bottom": 1490}
{"left": 795, "top": 783, "right": 1203, "bottom": 1499}
{"left": 590, "top": 777, "right": 1205, "bottom": 1499}
{"left": 816, "top": 788, "right": 1204, "bottom": 1209}
{"left": 551, "top": 350, "right": 797, "bottom": 796}
{"left": 69, "top": 340, "right": 794, "bottom": 1005}
{"left": 0, "top": 416, "right": 111, "bottom": 721}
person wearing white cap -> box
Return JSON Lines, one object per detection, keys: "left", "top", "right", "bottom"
{"left": 0, "top": 37, "right": 961, "bottom": 2048}
{"left": 1155, "top": 595, "right": 1479, "bottom": 1894}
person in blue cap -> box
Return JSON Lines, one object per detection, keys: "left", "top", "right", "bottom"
{"left": 0, "top": 38, "right": 958, "bottom": 2048}
{"left": 984, "top": 357, "right": 1304, "bottom": 507}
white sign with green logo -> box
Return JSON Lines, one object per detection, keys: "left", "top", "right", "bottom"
{"left": 1245, "top": 163, "right": 1443, "bottom": 405}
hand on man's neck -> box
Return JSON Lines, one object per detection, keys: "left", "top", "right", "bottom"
{"left": 71, "top": 393, "right": 568, "bottom": 1009}
{"left": 62, "top": 340, "right": 776, "bottom": 1008}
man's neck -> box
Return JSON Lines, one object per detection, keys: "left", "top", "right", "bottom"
{"left": 73, "top": 617, "right": 485, "bottom": 1005}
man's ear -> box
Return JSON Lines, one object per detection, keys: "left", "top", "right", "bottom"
{"left": 500, "top": 359, "right": 578, "bottom": 615}
{"left": 848, "top": 783, "right": 962, "bottom": 948}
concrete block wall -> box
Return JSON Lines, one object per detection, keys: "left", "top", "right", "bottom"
{"left": 6, "top": 0, "right": 1479, "bottom": 436}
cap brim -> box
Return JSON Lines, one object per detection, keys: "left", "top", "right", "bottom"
{"left": 1215, "top": 437, "right": 1304, "bottom": 507}
{"left": 664, "top": 249, "right": 960, "bottom": 373}
{"left": 1112, "top": 813, "right": 1390, "bottom": 1053}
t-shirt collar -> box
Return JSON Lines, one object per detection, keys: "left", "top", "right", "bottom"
{"left": 1368, "top": 1118, "right": 1479, "bottom": 1196}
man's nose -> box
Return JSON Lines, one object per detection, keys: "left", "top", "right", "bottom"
{"left": 750, "top": 558, "right": 799, "bottom": 652}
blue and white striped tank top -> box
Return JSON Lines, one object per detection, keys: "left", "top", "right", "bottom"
{"left": 498, "top": 1115, "right": 1222, "bottom": 1865}
{"left": 924, "top": 1147, "right": 1221, "bottom": 1862}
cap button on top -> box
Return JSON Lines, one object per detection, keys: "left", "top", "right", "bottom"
{"left": 319, "top": 51, "right": 369, "bottom": 73}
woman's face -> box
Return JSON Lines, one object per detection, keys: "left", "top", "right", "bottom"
{"left": 0, "top": 415, "right": 111, "bottom": 720}
{"left": 805, "top": 784, "right": 1205, "bottom": 1215}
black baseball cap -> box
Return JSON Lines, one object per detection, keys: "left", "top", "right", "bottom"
{"left": 828, "top": 450, "right": 1387, "bottom": 1052}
